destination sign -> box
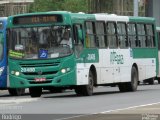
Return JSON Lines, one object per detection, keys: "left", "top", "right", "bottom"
{"left": 13, "top": 14, "right": 63, "bottom": 25}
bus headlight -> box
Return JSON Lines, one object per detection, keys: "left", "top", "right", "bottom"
{"left": 11, "top": 71, "right": 20, "bottom": 76}
{"left": 15, "top": 71, "right": 20, "bottom": 76}
{"left": 61, "top": 68, "right": 70, "bottom": 74}
{"left": 11, "top": 71, "right": 15, "bottom": 75}
{"left": 61, "top": 69, "right": 66, "bottom": 74}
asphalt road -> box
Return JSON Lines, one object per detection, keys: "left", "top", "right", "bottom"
{"left": 0, "top": 84, "right": 160, "bottom": 120}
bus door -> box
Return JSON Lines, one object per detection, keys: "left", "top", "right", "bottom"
{"left": 73, "top": 24, "right": 84, "bottom": 58}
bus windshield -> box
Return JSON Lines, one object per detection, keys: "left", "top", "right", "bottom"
{"left": 8, "top": 25, "right": 72, "bottom": 59}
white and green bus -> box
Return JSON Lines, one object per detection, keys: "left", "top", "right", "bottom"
{"left": 7, "top": 11, "right": 158, "bottom": 97}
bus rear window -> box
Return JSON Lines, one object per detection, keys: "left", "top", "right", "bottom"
{"left": 13, "top": 14, "right": 63, "bottom": 25}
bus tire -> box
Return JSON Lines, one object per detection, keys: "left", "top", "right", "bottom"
{"left": 75, "top": 71, "right": 94, "bottom": 96}
{"left": 8, "top": 88, "right": 25, "bottom": 96}
{"left": 119, "top": 66, "right": 138, "bottom": 92}
{"left": 128, "top": 66, "right": 138, "bottom": 91}
{"left": 29, "top": 87, "right": 42, "bottom": 97}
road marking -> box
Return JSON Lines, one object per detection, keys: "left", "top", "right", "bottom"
{"left": 52, "top": 102, "right": 160, "bottom": 120}
{"left": 99, "top": 102, "right": 160, "bottom": 114}
{"left": 54, "top": 114, "right": 93, "bottom": 120}
{"left": 0, "top": 98, "right": 39, "bottom": 104}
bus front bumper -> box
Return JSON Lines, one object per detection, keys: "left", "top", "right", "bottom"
{"left": 9, "top": 71, "right": 76, "bottom": 88}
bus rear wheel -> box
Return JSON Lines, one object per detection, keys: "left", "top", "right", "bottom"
{"left": 75, "top": 71, "right": 94, "bottom": 96}
{"left": 118, "top": 66, "right": 138, "bottom": 92}
{"left": 128, "top": 66, "right": 138, "bottom": 91}
{"left": 29, "top": 87, "right": 42, "bottom": 97}
{"left": 8, "top": 88, "right": 25, "bottom": 96}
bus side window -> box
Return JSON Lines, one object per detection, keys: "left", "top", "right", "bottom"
{"left": 107, "top": 22, "right": 117, "bottom": 48}
{"left": 128, "top": 23, "right": 136, "bottom": 48}
{"left": 85, "top": 21, "right": 96, "bottom": 48}
{"left": 146, "top": 24, "right": 155, "bottom": 47}
{"left": 117, "top": 22, "right": 128, "bottom": 48}
{"left": 137, "top": 24, "right": 146, "bottom": 48}
{"left": 95, "top": 21, "right": 107, "bottom": 48}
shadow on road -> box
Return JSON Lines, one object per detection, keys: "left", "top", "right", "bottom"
{"left": 43, "top": 90, "right": 120, "bottom": 99}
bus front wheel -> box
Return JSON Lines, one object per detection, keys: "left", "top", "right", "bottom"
{"left": 29, "top": 87, "right": 42, "bottom": 97}
{"left": 75, "top": 71, "right": 94, "bottom": 96}
{"left": 8, "top": 88, "right": 25, "bottom": 96}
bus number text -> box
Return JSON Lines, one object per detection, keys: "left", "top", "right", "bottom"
{"left": 21, "top": 68, "right": 35, "bottom": 72}
{"left": 87, "top": 54, "right": 96, "bottom": 61}
{"left": 110, "top": 51, "right": 124, "bottom": 64}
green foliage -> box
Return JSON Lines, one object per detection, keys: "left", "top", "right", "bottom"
{"left": 61, "top": 0, "right": 88, "bottom": 12}
{"left": 29, "top": 0, "right": 88, "bottom": 13}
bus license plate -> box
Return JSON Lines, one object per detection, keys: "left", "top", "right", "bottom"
{"left": 35, "top": 78, "right": 46, "bottom": 82}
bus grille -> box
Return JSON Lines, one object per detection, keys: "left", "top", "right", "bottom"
{"left": 23, "top": 71, "right": 58, "bottom": 75}
{"left": 29, "top": 81, "right": 52, "bottom": 84}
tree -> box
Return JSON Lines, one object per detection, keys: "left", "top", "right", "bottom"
{"left": 61, "top": 0, "right": 88, "bottom": 13}
{"left": 29, "top": 0, "right": 88, "bottom": 13}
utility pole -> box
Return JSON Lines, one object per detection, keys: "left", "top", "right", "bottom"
{"left": 133, "top": 0, "right": 138, "bottom": 16}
